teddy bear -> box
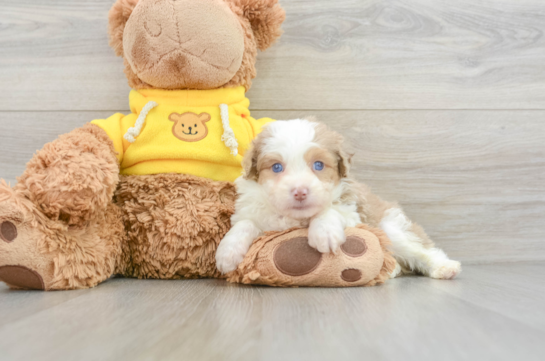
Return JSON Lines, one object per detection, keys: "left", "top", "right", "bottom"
{"left": 0, "top": 0, "right": 394, "bottom": 290}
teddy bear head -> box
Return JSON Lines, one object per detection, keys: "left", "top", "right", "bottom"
{"left": 108, "top": 0, "right": 285, "bottom": 91}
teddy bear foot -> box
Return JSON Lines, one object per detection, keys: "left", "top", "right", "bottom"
{"left": 0, "top": 182, "right": 57, "bottom": 290}
{"left": 0, "top": 181, "right": 124, "bottom": 291}
{"left": 226, "top": 225, "right": 396, "bottom": 287}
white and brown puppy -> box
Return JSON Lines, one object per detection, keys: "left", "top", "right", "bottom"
{"left": 215, "top": 119, "right": 461, "bottom": 279}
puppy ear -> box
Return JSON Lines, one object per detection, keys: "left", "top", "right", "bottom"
{"left": 333, "top": 128, "right": 353, "bottom": 178}
{"left": 312, "top": 121, "right": 353, "bottom": 178}
{"left": 108, "top": 0, "right": 140, "bottom": 57}
{"left": 242, "top": 140, "right": 260, "bottom": 181}
{"left": 337, "top": 148, "right": 353, "bottom": 178}
{"left": 229, "top": 0, "right": 286, "bottom": 51}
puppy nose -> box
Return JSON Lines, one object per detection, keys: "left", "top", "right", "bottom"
{"left": 292, "top": 187, "right": 308, "bottom": 201}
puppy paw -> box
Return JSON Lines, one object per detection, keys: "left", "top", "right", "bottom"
{"left": 215, "top": 238, "right": 248, "bottom": 274}
{"left": 429, "top": 260, "right": 462, "bottom": 280}
{"left": 308, "top": 218, "right": 346, "bottom": 254}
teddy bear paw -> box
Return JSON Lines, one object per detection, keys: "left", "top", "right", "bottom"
{"left": 228, "top": 226, "right": 393, "bottom": 287}
{"left": 0, "top": 183, "right": 55, "bottom": 290}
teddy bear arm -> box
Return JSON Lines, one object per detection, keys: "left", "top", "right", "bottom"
{"left": 13, "top": 124, "right": 120, "bottom": 227}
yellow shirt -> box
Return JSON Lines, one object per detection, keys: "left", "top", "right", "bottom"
{"left": 91, "top": 86, "right": 273, "bottom": 182}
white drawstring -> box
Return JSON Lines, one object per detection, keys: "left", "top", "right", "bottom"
{"left": 219, "top": 103, "right": 239, "bottom": 156}
{"left": 123, "top": 101, "right": 158, "bottom": 143}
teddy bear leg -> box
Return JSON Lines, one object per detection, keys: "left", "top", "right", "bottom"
{"left": 227, "top": 225, "right": 397, "bottom": 287}
{"left": 114, "top": 173, "right": 237, "bottom": 280}
{"left": 0, "top": 124, "right": 124, "bottom": 290}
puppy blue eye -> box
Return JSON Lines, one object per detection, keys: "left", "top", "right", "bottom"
{"left": 272, "top": 163, "right": 283, "bottom": 173}
{"left": 313, "top": 161, "right": 324, "bottom": 171}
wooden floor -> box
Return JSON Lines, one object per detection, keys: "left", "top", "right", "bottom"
{"left": 0, "top": 262, "right": 544, "bottom": 361}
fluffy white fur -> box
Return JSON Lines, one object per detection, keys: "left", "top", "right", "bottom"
{"left": 215, "top": 119, "right": 461, "bottom": 280}
{"left": 380, "top": 208, "right": 461, "bottom": 279}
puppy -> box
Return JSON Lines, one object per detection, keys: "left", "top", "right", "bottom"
{"left": 215, "top": 118, "right": 461, "bottom": 279}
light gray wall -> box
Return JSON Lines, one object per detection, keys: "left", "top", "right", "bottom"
{"left": 1, "top": 0, "right": 544, "bottom": 264}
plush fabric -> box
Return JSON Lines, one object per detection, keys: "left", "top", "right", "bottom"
{"left": 14, "top": 124, "right": 120, "bottom": 228}
{"left": 114, "top": 174, "right": 236, "bottom": 279}
{"left": 91, "top": 87, "right": 273, "bottom": 181}
{"left": 122, "top": 0, "right": 245, "bottom": 89}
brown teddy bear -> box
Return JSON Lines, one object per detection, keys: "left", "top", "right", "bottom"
{"left": 0, "top": 0, "right": 394, "bottom": 290}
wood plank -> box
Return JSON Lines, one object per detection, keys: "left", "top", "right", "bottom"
{"left": 427, "top": 261, "right": 545, "bottom": 331}
{"left": 1, "top": 0, "right": 545, "bottom": 110}
{"left": 0, "top": 110, "right": 544, "bottom": 263}
{"left": 0, "top": 0, "right": 130, "bottom": 111}
{"left": 1, "top": 263, "right": 545, "bottom": 361}
{"left": 0, "top": 286, "right": 89, "bottom": 326}
{"left": 0, "top": 111, "right": 116, "bottom": 183}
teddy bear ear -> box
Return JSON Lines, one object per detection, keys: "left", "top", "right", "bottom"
{"left": 229, "top": 0, "right": 286, "bottom": 51}
{"left": 198, "top": 113, "right": 212, "bottom": 122}
{"left": 108, "top": 0, "right": 140, "bottom": 57}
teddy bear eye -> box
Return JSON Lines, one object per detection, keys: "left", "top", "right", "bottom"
{"left": 194, "top": 124, "right": 197, "bottom": 127}
{"left": 182, "top": 124, "right": 185, "bottom": 127}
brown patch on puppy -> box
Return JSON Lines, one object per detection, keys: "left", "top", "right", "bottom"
{"left": 169, "top": 112, "right": 211, "bottom": 142}
{"left": 242, "top": 124, "right": 274, "bottom": 181}
{"left": 308, "top": 121, "right": 353, "bottom": 178}
{"left": 304, "top": 147, "right": 340, "bottom": 184}
{"left": 257, "top": 153, "right": 283, "bottom": 185}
